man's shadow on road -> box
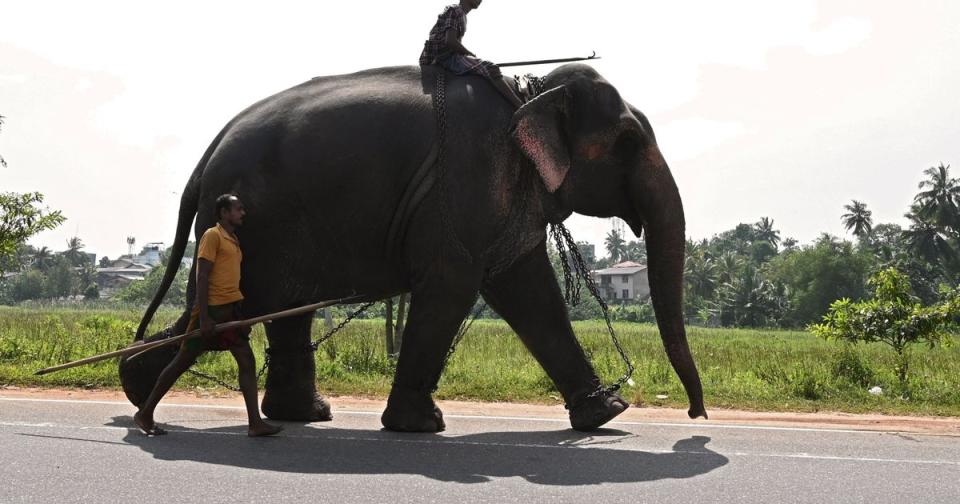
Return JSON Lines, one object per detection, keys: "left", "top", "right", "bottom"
{"left": 100, "top": 415, "right": 729, "bottom": 485}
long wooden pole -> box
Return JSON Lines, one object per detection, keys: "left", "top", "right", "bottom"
{"left": 34, "top": 295, "right": 363, "bottom": 376}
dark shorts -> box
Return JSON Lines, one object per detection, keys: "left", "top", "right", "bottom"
{"left": 184, "top": 302, "right": 248, "bottom": 352}
{"left": 437, "top": 54, "right": 502, "bottom": 79}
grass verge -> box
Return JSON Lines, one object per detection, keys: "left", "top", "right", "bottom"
{"left": 1, "top": 306, "right": 959, "bottom": 416}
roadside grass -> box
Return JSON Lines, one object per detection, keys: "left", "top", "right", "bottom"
{"left": 1, "top": 306, "right": 959, "bottom": 416}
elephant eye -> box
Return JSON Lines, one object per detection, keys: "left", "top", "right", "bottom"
{"left": 612, "top": 131, "right": 640, "bottom": 165}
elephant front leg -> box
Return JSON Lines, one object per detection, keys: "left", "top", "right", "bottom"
{"left": 481, "top": 243, "right": 628, "bottom": 431}
{"left": 381, "top": 277, "right": 480, "bottom": 433}
{"left": 261, "top": 313, "right": 332, "bottom": 422}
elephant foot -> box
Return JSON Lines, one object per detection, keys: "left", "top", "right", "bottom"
{"left": 568, "top": 390, "right": 629, "bottom": 432}
{"left": 118, "top": 334, "right": 179, "bottom": 408}
{"left": 261, "top": 388, "right": 332, "bottom": 422}
{"left": 381, "top": 386, "right": 445, "bottom": 432}
{"left": 261, "top": 349, "right": 331, "bottom": 422}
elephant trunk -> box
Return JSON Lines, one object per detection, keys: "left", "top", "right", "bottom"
{"left": 628, "top": 146, "right": 707, "bottom": 419}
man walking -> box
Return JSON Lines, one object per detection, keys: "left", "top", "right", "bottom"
{"left": 134, "top": 194, "right": 282, "bottom": 437}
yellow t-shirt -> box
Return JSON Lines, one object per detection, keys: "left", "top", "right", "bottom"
{"left": 196, "top": 223, "right": 244, "bottom": 305}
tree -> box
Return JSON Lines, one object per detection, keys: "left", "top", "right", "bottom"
{"left": 10, "top": 270, "right": 45, "bottom": 301}
{"left": 685, "top": 252, "right": 718, "bottom": 300}
{"left": 623, "top": 240, "right": 647, "bottom": 263}
{"left": 43, "top": 257, "right": 75, "bottom": 299}
{"left": 903, "top": 210, "right": 958, "bottom": 271}
{"left": 765, "top": 235, "right": 874, "bottom": 326}
{"left": 913, "top": 163, "right": 960, "bottom": 231}
{"left": 754, "top": 217, "right": 781, "bottom": 248}
{"left": 810, "top": 268, "right": 959, "bottom": 391}
{"left": 76, "top": 262, "right": 98, "bottom": 297}
{"left": 0, "top": 192, "right": 65, "bottom": 275}
{"left": 604, "top": 229, "right": 626, "bottom": 263}
{"left": 715, "top": 252, "right": 743, "bottom": 285}
{"left": 716, "top": 265, "right": 786, "bottom": 327}
{"left": 63, "top": 236, "right": 87, "bottom": 267}
{"left": 114, "top": 264, "right": 189, "bottom": 305}
{"left": 33, "top": 246, "right": 54, "bottom": 271}
{"left": 841, "top": 200, "right": 873, "bottom": 238}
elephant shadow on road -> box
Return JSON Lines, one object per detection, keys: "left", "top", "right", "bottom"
{"left": 106, "top": 416, "right": 728, "bottom": 485}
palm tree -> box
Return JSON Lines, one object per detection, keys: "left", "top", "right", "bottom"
{"left": 914, "top": 163, "right": 960, "bottom": 232}
{"left": 624, "top": 240, "right": 646, "bottom": 263}
{"left": 604, "top": 229, "right": 626, "bottom": 263}
{"left": 685, "top": 253, "right": 718, "bottom": 299}
{"left": 841, "top": 200, "right": 873, "bottom": 238}
{"left": 64, "top": 237, "right": 86, "bottom": 266}
{"left": 715, "top": 252, "right": 743, "bottom": 285}
{"left": 754, "top": 217, "right": 780, "bottom": 248}
{"left": 32, "top": 246, "right": 53, "bottom": 271}
{"left": 904, "top": 212, "right": 958, "bottom": 269}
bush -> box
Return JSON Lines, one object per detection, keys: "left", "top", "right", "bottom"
{"left": 810, "top": 267, "right": 959, "bottom": 389}
{"left": 611, "top": 303, "right": 656, "bottom": 323}
{"left": 831, "top": 347, "right": 875, "bottom": 388}
{"left": 789, "top": 368, "right": 826, "bottom": 400}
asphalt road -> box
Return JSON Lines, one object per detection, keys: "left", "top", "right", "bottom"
{"left": 2, "top": 396, "right": 959, "bottom": 504}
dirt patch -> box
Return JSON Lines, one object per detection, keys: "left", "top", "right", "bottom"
{"left": 3, "top": 386, "right": 959, "bottom": 436}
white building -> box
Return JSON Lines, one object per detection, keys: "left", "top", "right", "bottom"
{"left": 134, "top": 242, "right": 165, "bottom": 267}
{"left": 593, "top": 261, "right": 650, "bottom": 302}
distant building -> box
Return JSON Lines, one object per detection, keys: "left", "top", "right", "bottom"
{"left": 134, "top": 242, "right": 165, "bottom": 267}
{"left": 95, "top": 259, "right": 152, "bottom": 298}
{"left": 593, "top": 261, "right": 650, "bottom": 302}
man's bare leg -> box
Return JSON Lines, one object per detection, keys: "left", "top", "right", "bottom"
{"left": 134, "top": 344, "right": 203, "bottom": 435}
{"left": 230, "top": 343, "right": 283, "bottom": 437}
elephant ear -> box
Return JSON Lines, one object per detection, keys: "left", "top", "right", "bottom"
{"left": 510, "top": 86, "right": 571, "bottom": 193}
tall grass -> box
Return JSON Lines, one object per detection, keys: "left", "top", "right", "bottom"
{"left": 1, "top": 306, "right": 958, "bottom": 415}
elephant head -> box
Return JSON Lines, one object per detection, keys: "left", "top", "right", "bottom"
{"left": 510, "top": 64, "right": 707, "bottom": 419}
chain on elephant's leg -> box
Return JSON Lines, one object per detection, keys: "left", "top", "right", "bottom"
{"left": 260, "top": 313, "right": 332, "bottom": 422}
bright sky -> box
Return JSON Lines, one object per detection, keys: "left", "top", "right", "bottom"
{"left": 2, "top": 1, "right": 958, "bottom": 259}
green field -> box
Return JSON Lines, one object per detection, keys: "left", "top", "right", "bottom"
{"left": 1, "top": 306, "right": 959, "bottom": 416}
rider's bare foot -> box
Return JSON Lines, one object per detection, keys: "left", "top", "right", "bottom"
{"left": 248, "top": 422, "right": 284, "bottom": 437}
{"left": 133, "top": 410, "right": 167, "bottom": 436}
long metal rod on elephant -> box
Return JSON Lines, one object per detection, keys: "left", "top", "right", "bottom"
{"left": 497, "top": 51, "right": 599, "bottom": 68}
{"left": 34, "top": 296, "right": 362, "bottom": 376}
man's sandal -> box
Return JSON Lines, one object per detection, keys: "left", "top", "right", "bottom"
{"left": 134, "top": 413, "right": 168, "bottom": 436}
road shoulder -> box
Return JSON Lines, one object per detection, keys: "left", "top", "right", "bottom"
{"left": 2, "top": 386, "right": 958, "bottom": 436}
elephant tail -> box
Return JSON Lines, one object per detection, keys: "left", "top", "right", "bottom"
{"left": 134, "top": 129, "right": 226, "bottom": 341}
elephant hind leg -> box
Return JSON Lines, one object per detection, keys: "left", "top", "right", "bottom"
{"left": 381, "top": 274, "right": 481, "bottom": 432}
{"left": 260, "top": 312, "right": 332, "bottom": 422}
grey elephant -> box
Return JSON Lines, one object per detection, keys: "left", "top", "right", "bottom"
{"left": 122, "top": 63, "right": 707, "bottom": 432}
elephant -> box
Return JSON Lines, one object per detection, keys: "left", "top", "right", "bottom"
{"left": 120, "top": 63, "right": 707, "bottom": 432}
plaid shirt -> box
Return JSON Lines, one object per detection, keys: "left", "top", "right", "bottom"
{"left": 419, "top": 4, "right": 467, "bottom": 65}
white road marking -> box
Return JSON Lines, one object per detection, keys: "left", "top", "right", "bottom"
{"left": 0, "top": 396, "right": 950, "bottom": 436}
{"left": 2, "top": 419, "right": 959, "bottom": 467}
